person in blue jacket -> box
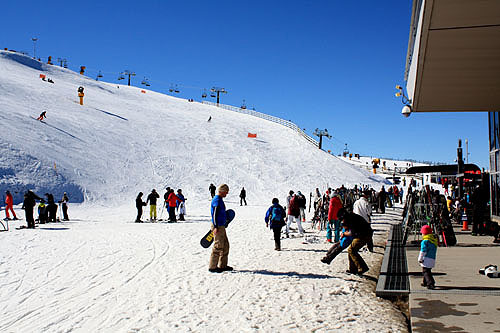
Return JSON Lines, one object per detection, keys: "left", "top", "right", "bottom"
{"left": 321, "top": 222, "right": 353, "bottom": 264}
{"left": 208, "top": 184, "right": 232, "bottom": 273}
{"left": 265, "top": 198, "right": 286, "bottom": 251}
{"left": 418, "top": 224, "right": 438, "bottom": 289}
{"left": 176, "top": 189, "right": 186, "bottom": 221}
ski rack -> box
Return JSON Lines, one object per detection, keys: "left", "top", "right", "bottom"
{"left": 201, "top": 101, "right": 319, "bottom": 148}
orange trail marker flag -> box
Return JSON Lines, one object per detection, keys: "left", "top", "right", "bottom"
{"left": 247, "top": 133, "right": 257, "bottom": 138}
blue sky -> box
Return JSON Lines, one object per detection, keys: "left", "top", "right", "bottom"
{"left": 1, "top": 0, "right": 489, "bottom": 168}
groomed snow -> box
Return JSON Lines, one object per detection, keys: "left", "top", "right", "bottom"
{"left": 0, "top": 51, "right": 406, "bottom": 332}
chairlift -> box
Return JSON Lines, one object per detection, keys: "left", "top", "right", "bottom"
{"left": 97, "top": 71, "right": 103, "bottom": 78}
{"left": 141, "top": 77, "right": 148, "bottom": 85}
{"left": 201, "top": 89, "right": 207, "bottom": 98}
{"left": 210, "top": 92, "right": 216, "bottom": 98}
{"left": 118, "top": 74, "right": 125, "bottom": 80}
{"left": 174, "top": 84, "right": 180, "bottom": 93}
{"left": 241, "top": 99, "right": 247, "bottom": 109}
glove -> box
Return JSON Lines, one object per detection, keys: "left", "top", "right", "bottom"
{"left": 266, "top": 223, "right": 268, "bottom": 228}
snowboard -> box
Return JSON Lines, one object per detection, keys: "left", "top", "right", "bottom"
{"left": 200, "top": 209, "right": 235, "bottom": 248}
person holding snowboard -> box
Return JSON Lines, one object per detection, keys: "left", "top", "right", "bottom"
{"left": 135, "top": 192, "right": 146, "bottom": 222}
{"left": 208, "top": 184, "right": 232, "bottom": 273}
{"left": 239, "top": 187, "right": 247, "bottom": 206}
{"left": 264, "top": 198, "right": 286, "bottom": 251}
{"left": 4, "top": 190, "right": 17, "bottom": 220}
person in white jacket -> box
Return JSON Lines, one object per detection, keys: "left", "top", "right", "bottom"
{"left": 353, "top": 191, "right": 373, "bottom": 252}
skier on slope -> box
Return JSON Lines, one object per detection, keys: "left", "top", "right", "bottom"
{"left": 4, "top": 190, "right": 18, "bottom": 220}
{"left": 146, "top": 189, "right": 160, "bottom": 221}
{"left": 239, "top": 187, "right": 247, "bottom": 206}
{"left": 36, "top": 111, "right": 47, "bottom": 121}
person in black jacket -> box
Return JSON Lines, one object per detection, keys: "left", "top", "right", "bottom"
{"left": 135, "top": 192, "right": 147, "bottom": 222}
{"left": 337, "top": 208, "right": 373, "bottom": 275}
{"left": 45, "top": 193, "right": 58, "bottom": 222}
{"left": 146, "top": 189, "right": 160, "bottom": 221}
{"left": 377, "top": 186, "right": 387, "bottom": 214}
{"left": 239, "top": 187, "right": 247, "bottom": 206}
{"left": 209, "top": 183, "right": 216, "bottom": 198}
{"left": 22, "top": 190, "right": 42, "bottom": 228}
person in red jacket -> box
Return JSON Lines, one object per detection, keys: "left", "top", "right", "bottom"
{"left": 5, "top": 191, "right": 17, "bottom": 220}
{"left": 286, "top": 194, "right": 304, "bottom": 237}
{"left": 327, "top": 191, "right": 343, "bottom": 242}
{"left": 166, "top": 189, "right": 179, "bottom": 222}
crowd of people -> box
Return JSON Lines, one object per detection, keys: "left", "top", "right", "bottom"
{"left": 135, "top": 187, "right": 186, "bottom": 223}
{"left": 3, "top": 190, "right": 70, "bottom": 229}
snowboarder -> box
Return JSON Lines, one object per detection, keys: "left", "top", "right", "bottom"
{"left": 59, "top": 192, "right": 70, "bottom": 221}
{"left": 208, "top": 184, "right": 232, "bottom": 273}
{"left": 239, "top": 187, "right": 247, "bottom": 206}
{"left": 4, "top": 190, "right": 17, "bottom": 220}
{"left": 209, "top": 183, "right": 216, "bottom": 198}
{"left": 146, "top": 189, "right": 160, "bottom": 221}
{"left": 135, "top": 192, "right": 146, "bottom": 222}
{"left": 176, "top": 189, "right": 186, "bottom": 221}
{"left": 337, "top": 208, "right": 373, "bottom": 275}
{"left": 36, "top": 111, "right": 47, "bottom": 121}
{"left": 264, "top": 198, "right": 286, "bottom": 251}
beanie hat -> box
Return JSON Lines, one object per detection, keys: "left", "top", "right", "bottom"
{"left": 421, "top": 225, "right": 432, "bottom": 235}
{"left": 218, "top": 184, "right": 229, "bottom": 193}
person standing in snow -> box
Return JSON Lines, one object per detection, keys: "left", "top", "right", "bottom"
{"left": 353, "top": 190, "right": 373, "bottom": 252}
{"left": 146, "top": 189, "right": 160, "bottom": 221}
{"left": 45, "top": 193, "right": 57, "bottom": 222}
{"left": 327, "top": 191, "right": 343, "bottom": 243}
{"left": 337, "top": 208, "right": 373, "bottom": 275}
{"left": 59, "top": 192, "right": 70, "bottom": 221}
{"left": 286, "top": 194, "right": 304, "bottom": 237}
{"left": 377, "top": 186, "right": 387, "bottom": 214}
{"left": 239, "top": 187, "right": 247, "bottom": 206}
{"left": 209, "top": 183, "right": 216, "bottom": 198}
{"left": 166, "top": 189, "right": 179, "bottom": 222}
{"left": 209, "top": 184, "right": 233, "bottom": 273}
{"left": 4, "top": 190, "right": 17, "bottom": 220}
{"left": 265, "top": 198, "right": 286, "bottom": 251}
{"left": 176, "top": 189, "right": 186, "bottom": 221}
{"left": 22, "top": 190, "right": 42, "bottom": 229}
{"left": 296, "top": 191, "right": 307, "bottom": 222}
{"left": 135, "top": 192, "right": 146, "bottom": 222}
{"left": 286, "top": 190, "right": 294, "bottom": 212}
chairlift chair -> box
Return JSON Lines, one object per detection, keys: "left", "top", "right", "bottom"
{"left": 202, "top": 89, "right": 207, "bottom": 98}
{"left": 174, "top": 85, "right": 180, "bottom": 93}
{"left": 118, "top": 74, "right": 125, "bottom": 80}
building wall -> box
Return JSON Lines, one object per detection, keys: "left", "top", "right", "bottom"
{"left": 489, "top": 112, "right": 500, "bottom": 222}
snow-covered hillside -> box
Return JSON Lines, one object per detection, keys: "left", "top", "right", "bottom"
{"left": 0, "top": 50, "right": 387, "bottom": 207}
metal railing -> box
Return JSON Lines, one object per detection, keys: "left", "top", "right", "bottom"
{"left": 201, "top": 101, "right": 319, "bottom": 148}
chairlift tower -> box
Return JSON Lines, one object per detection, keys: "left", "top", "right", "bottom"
{"left": 313, "top": 128, "right": 332, "bottom": 150}
{"left": 120, "top": 70, "right": 136, "bottom": 86}
{"left": 210, "top": 87, "right": 227, "bottom": 106}
{"left": 31, "top": 37, "right": 38, "bottom": 59}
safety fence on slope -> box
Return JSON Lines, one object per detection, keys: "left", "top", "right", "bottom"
{"left": 201, "top": 101, "right": 319, "bottom": 148}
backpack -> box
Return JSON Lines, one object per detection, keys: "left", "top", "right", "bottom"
{"left": 271, "top": 205, "right": 285, "bottom": 222}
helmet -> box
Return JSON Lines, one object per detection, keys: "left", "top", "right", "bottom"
{"left": 420, "top": 225, "right": 432, "bottom": 235}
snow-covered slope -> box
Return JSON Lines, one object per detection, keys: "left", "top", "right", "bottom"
{"left": 0, "top": 50, "right": 387, "bottom": 206}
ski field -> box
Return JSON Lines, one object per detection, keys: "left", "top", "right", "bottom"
{"left": 0, "top": 51, "right": 407, "bottom": 332}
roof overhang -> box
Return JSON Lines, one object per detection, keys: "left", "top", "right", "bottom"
{"left": 405, "top": 0, "right": 500, "bottom": 113}
{"left": 405, "top": 163, "right": 481, "bottom": 175}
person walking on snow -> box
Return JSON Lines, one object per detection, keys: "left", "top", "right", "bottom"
{"left": 265, "top": 198, "right": 286, "bottom": 251}
{"left": 36, "top": 111, "right": 47, "bottom": 121}
{"left": 296, "top": 191, "right": 307, "bottom": 222}
{"left": 327, "top": 191, "right": 343, "bottom": 243}
{"left": 208, "top": 184, "right": 233, "bottom": 273}
{"left": 146, "top": 189, "right": 160, "bottom": 221}
{"left": 286, "top": 194, "right": 304, "bottom": 237}
{"left": 209, "top": 183, "right": 216, "bottom": 198}
{"left": 239, "top": 187, "right": 247, "bottom": 206}
{"left": 4, "top": 190, "right": 17, "bottom": 220}
{"left": 135, "top": 192, "right": 146, "bottom": 222}
{"left": 353, "top": 190, "right": 373, "bottom": 252}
